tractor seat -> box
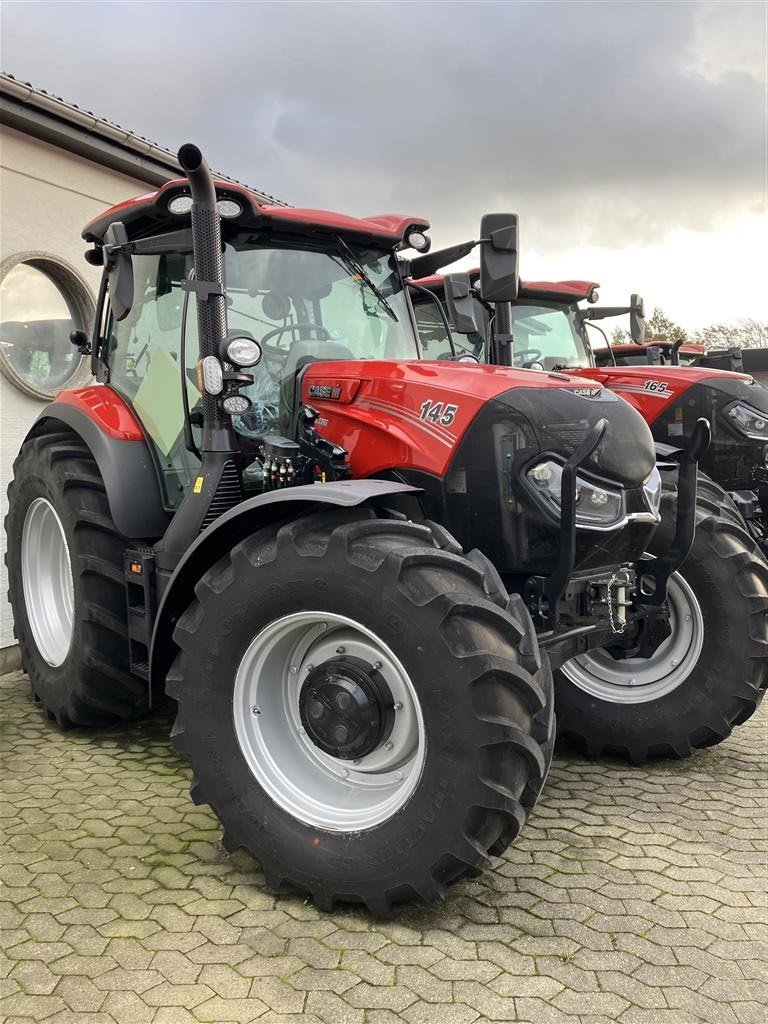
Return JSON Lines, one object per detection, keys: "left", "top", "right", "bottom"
{"left": 279, "top": 339, "right": 355, "bottom": 431}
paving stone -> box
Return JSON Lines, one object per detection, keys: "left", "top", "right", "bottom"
{"left": 0, "top": 667, "right": 765, "bottom": 1024}
{"left": 53, "top": 976, "right": 106, "bottom": 1013}
{"left": 401, "top": 1002, "right": 480, "bottom": 1024}
{"left": 304, "top": 989, "right": 364, "bottom": 1024}
{"left": 99, "top": 990, "right": 155, "bottom": 1024}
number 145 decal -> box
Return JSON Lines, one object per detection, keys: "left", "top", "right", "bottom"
{"left": 419, "top": 400, "right": 459, "bottom": 426}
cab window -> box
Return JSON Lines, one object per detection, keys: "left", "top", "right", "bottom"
{"left": 106, "top": 239, "right": 418, "bottom": 507}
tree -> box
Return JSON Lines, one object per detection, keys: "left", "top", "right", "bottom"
{"left": 644, "top": 307, "right": 688, "bottom": 344}
{"left": 691, "top": 319, "right": 768, "bottom": 350}
{"left": 611, "top": 326, "right": 630, "bottom": 344}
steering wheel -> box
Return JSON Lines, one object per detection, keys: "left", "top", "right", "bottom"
{"left": 513, "top": 348, "right": 544, "bottom": 369}
{"left": 260, "top": 323, "right": 331, "bottom": 375}
{"left": 262, "top": 325, "right": 331, "bottom": 358}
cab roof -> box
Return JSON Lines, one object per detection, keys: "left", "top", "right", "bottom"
{"left": 83, "top": 177, "right": 429, "bottom": 249}
{"left": 611, "top": 341, "right": 706, "bottom": 355}
{"left": 412, "top": 270, "right": 600, "bottom": 303}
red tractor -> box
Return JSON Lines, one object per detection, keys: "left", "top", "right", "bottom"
{"left": 6, "top": 147, "right": 714, "bottom": 911}
{"left": 412, "top": 268, "right": 767, "bottom": 762}
{"left": 593, "top": 339, "right": 706, "bottom": 366}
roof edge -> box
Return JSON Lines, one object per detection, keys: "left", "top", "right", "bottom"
{"left": 0, "top": 71, "right": 287, "bottom": 204}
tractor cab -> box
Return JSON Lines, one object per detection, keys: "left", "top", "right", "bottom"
{"left": 82, "top": 180, "right": 428, "bottom": 508}
{"left": 412, "top": 271, "right": 596, "bottom": 371}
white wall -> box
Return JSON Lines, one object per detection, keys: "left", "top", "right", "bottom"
{"left": 0, "top": 125, "right": 153, "bottom": 649}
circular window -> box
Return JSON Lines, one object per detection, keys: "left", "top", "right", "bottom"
{"left": 0, "top": 253, "right": 95, "bottom": 400}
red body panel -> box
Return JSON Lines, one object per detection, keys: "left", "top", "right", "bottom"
{"left": 609, "top": 341, "right": 706, "bottom": 358}
{"left": 52, "top": 386, "right": 145, "bottom": 441}
{"left": 413, "top": 270, "right": 599, "bottom": 305}
{"left": 302, "top": 360, "right": 602, "bottom": 477}
{"left": 83, "top": 178, "right": 428, "bottom": 246}
{"left": 521, "top": 280, "right": 599, "bottom": 302}
{"left": 569, "top": 365, "right": 751, "bottom": 424}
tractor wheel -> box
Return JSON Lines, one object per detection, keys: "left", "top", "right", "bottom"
{"left": 168, "top": 509, "right": 554, "bottom": 913}
{"left": 5, "top": 427, "right": 147, "bottom": 727}
{"left": 556, "top": 475, "right": 768, "bottom": 762}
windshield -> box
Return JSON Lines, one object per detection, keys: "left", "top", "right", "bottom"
{"left": 412, "top": 291, "right": 592, "bottom": 370}
{"left": 107, "top": 238, "right": 418, "bottom": 506}
{"left": 507, "top": 302, "right": 591, "bottom": 369}
{"left": 411, "top": 292, "right": 486, "bottom": 360}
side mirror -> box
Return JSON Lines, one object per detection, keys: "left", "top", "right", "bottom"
{"left": 103, "top": 221, "right": 134, "bottom": 321}
{"left": 444, "top": 273, "right": 479, "bottom": 335}
{"left": 479, "top": 213, "right": 519, "bottom": 303}
{"left": 630, "top": 293, "right": 645, "bottom": 345}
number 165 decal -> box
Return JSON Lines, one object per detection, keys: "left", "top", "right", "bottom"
{"left": 419, "top": 400, "right": 459, "bottom": 426}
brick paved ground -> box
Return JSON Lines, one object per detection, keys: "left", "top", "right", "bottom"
{"left": 1, "top": 666, "right": 766, "bottom": 1024}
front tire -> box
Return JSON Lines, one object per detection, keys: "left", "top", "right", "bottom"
{"left": 556, "top": 476, "right": 768, "bottom": 762}
{"left": 167, "top": 509, "right": 554, "bottom": 913}
{"left": 5, "top": 427, "right": 147, "bottom": 727}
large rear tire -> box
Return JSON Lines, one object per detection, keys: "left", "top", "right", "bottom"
{"left": 5, "top": 427, "right": 147, "bottom": 727}
{"left": 556, "top": 475, "right": 768, "bottom": 762}
{"left": 168, "top": 509, "right": 554, "bottom": 913}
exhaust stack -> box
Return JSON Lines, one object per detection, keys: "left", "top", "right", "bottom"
{"left": 177, "top": 144, "right": 228, "bottom": 431}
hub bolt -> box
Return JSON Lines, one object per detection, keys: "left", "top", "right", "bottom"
{"left": 252, "top": 706, "right": 260, "bottom": 716}
{"left": 373, "top": 661, "right": 382, "bottom": 670}
{"left": 385, "top": 741, "right": 394, "bottom": 751}
{"left": 671, "top": 659, "right": 679, "bottom": 667}
{"left": 395, "top": 770, "right": 403, "bottom": 780}
{"left": 340, "top": 768, "right": 349, "bottom": 778}
{"left": 336, "top": 646, "right": 346, "bottom": 654}
{"left": 393, "top": 702, "right": 403, "bottom": 711}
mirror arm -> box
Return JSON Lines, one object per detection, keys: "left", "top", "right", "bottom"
{"left": 405, "top": 239, "right": 477, "bottom": 281}
{"left": 582, "top": 305, "right": 634, "bottom": 321}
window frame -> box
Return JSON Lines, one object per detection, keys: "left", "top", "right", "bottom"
{"left": 0, "top": 251, "right": 95, "bottom": 400}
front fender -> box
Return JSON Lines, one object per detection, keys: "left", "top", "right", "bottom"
{"left": 148, "top": 480, "right": 422, "bottom": 697}
{"left": 31, "top": 400, "right": 170, "bottom": 539}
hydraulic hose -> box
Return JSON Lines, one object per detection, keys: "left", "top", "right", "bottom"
{"left": 177, "top": 144, "right": 228, "bottom": 432}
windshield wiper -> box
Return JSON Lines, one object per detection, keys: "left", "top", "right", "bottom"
{"left": 334, "top": 237, "right": 398, "bottom": 322}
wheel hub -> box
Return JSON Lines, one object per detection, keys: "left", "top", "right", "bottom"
{"left": 299, "top": 657, "right": 395, "bottom": 759}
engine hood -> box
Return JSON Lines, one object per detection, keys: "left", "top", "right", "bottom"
{"left": 491, "top": 385, "right": 657, "bottom": 487}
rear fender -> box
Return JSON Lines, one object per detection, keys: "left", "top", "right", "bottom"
{"left": 148, "top": 480, "right": 422, "bottom": 697}
{"left": 30, "top": 398, "right": 170, "bottom": 539}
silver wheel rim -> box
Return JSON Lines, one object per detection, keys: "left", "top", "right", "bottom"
{"left": 21, "top": 497, "right": 75, "bottom": 668}
{"left": 232, "top": 611, "right": 427, "bottom": 831}
{"left": 561, "top": 572, "right": 704, "bottom": 704}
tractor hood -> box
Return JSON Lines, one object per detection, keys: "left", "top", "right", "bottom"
{"left": 300, "top": 359, "right": 654, "bottom": 482}
{"left": 574, "top": 364, "right": 768, "bottom": 494}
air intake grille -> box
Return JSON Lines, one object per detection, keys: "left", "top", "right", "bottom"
{"left": 201, "top": 461, "right": 242, "bottom": 531}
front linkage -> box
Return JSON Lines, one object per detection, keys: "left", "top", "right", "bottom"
{"left": 526, "top": 419, "right": 710, "bottom": 669}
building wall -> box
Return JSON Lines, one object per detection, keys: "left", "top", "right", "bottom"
{"left": 0, "top": 125, "right": 153, "bottom": 650}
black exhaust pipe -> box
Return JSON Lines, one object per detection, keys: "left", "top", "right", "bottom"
{"left": 153, "top": 145, "right": 241, "bottom": 561}
{"left": 177, "top": 144, "right": 228, "bottom": 431}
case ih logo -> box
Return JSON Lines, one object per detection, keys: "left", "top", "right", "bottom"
{"left": 567, "top": 386, "right": 602, "bottom": 398}
{"left": 308, "top": 384, "right": 342, "bottom": 400}
{"left": 643, "top": 380, "right": 673, "bottom": 397}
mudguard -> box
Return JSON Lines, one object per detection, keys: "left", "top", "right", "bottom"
{"left": 148, "top": 479, "right": 422, "bottom": 697}
{"left": 31, "top": 402, "right": 170, "bottom": 539}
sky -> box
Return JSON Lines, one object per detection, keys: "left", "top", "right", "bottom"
{"left": 2, "top": 0, "right": 766, "bottom": 330}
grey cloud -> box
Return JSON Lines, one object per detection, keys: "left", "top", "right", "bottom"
{"left": 2, "top": 0, "right": 765, "bottom": 254}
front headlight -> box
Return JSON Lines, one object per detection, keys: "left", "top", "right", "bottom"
{"left": 526, "top": 459, "right": 625, "bottom": 530}
{"left": 726, "top": 401, "right": 768, "bottom": 440}
{"left": 642, "top": 465, "right": 662, "bottom": 516}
